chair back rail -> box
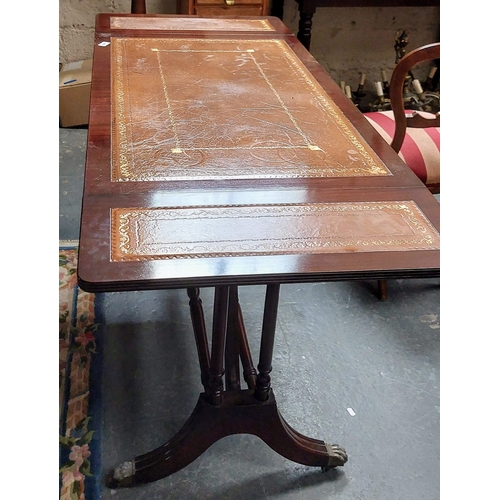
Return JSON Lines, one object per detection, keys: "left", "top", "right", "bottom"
{"left": 389, "top": 42, "right": 440, "bottom": 152}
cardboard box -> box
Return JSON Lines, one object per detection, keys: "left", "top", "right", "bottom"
{"left": 59, "top": 59, "right": 92, "bottom": 127}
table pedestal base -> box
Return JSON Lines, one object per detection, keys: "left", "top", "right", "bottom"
{"left": 106, "top": 284, "right": 347, "bottom": 488}
{"left": 107, "top": 389, "right": 347, "bottom": 487}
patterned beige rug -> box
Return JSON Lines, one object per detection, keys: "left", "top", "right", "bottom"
{"left": 59, "top": 242, "right": 102, "bottom": 500}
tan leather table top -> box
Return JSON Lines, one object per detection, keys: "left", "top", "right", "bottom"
{"left": 111, "top": 37, "right": 390, "bottom": 181}
{"left": 77, "top": 15, "right": 439, "bottom": 292}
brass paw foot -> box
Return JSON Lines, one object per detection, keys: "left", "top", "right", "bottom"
{"left": 105, "top": 460, "right": 137, "bottom": 488}
{"left": 321, "top": 444, "right": 348, "bottom": 472}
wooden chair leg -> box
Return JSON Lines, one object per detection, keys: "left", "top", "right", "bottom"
{"left": 131, "top": 0, "right": 146, "bottom": 13}
{"left": 377, "top": 279, "right": 388, "bottom": 301}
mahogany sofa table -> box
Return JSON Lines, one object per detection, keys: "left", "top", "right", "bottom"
{"left": 77, "top": 13, "right": 440, "bottom": 489}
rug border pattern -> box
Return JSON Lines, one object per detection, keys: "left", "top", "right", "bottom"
{"left": 60, "top": 243, "right": 103, "bottom": 500}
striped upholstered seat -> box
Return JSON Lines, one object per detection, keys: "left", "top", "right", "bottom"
{"left": 364, "top": 110, "right": 440, "bottom": 192}
{"left": 363, "top": 42, "right": 440, "bottom": 301}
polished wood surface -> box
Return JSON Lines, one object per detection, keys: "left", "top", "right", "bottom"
{"left": 132, "top": 0, "right": 269, "bottom": 18}
{"left": 78, "top": 14, "right": 438, "bottom": 293}
{"left": 177, "top": 0, "right": 270, "bottom": 17}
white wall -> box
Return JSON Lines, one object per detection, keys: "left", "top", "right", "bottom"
{"left": 59, "top": 0, "right": 176, "bottom": 64}
{"left": 59, "top": 0, "right": 439, "bottom": 91}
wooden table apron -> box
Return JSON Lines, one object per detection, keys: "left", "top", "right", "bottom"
{"left": 77, "top": 14, "right": 439, "bottom": 488}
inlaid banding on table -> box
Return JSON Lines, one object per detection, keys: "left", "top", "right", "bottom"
{"left": 111, "top": 38, "right": 391, "bottom": 181}
{"left": 110, "top": 201, "right": 439, "bottom": 261}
